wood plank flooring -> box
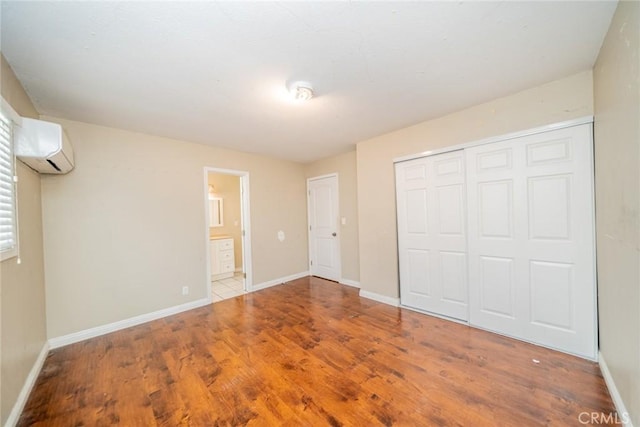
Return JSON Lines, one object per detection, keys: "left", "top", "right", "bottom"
{"left": 19, "top": 276, "right": 617, "bottom": 426}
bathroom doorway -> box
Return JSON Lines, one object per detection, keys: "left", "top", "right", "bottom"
{"left": 204, "top": 167, "right": 252, "bottom": 302}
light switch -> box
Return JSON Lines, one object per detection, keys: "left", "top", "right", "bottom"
{"left": 341, "top": 217, "right": 347, "bottom": 225}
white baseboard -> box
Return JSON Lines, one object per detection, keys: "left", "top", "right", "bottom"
{"left": 5, "top": 342, "right": 50, "bottom": 427}
{"left": 599, "top": 351, "right": 634, "bottom": 426}
{"left": 339, "top": 278, "right": 360, "bottom": 288}
{"left": 251, "top": 271, "right": 309, "bottom": 292}
{"left": 359, "top": 289, "right": 400, "bottom": 307}
{"left": 48, "top": 297, "right": 211, "bottom": 349}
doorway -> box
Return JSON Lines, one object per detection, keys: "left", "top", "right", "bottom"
{"left": 205, "top": 167, "right": 252, "bottom": 302}
{"left": 307, "top": 174, "right": 341, "bottom": 281}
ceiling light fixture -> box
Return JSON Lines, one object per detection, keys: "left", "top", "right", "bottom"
{"left": 289, "top": 81, "right": 314, "bottom": 101}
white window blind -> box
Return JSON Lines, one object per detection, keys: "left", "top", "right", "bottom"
{"left": 0, "top": 115, "right": 17, "bottom": 259}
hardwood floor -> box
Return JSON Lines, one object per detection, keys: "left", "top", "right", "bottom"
{"left": 19, "top": 276, "right": 616, "bottom": 426}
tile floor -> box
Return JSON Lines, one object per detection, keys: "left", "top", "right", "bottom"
{"left": 212, "top": 272, "right": 245, "bottom": 302}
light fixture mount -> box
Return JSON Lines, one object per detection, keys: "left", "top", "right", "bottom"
{"left": 289, "top": 81, "right": 314, "bottom": 101}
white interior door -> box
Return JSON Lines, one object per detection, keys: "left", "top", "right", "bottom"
{"left": 396, "top": 151, "right": 468, "bottom": 321}
{"left": 466, "top": 124, "right": 596, "bottom": 359}
{"left": 308, "top": 175, "right": 341, "bottom": 281}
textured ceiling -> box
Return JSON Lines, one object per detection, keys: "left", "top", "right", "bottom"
{"left": 1, "top": 1, "right": 617, "bottom": 163}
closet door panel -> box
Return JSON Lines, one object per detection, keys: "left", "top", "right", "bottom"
{"left": 478, "top": 180, "right": 513, "bottom": 239}
{"left": 431, "top": 151, "right": 468, "bottom": 321}
{"left": 529, "top": 260, "right": 574, "bottom": 330}
{"left": 406, "top": 249, "right": 431, "bottom": 297}
{"left": 396, "top": 151, "right": 468, "bottom": 321}
{"left": 478, "top": 255, "right": 516, "bottom": 319}
{"left": 405, "top": 188, "right": 428, "bottom": 234}
{"left": 397, "top": 158, "right": 433, "bottom": 310}
{"left": 439, "top": 251, "right": 467, "bottom": 304}
{"left": 467, "top": 143, "right": 521, "bottom": 334}
{"left": 436, "top": 184, "right": 465, "bottom": 235}
{"left": 522, "top": 125, "right": 595, "bottom": 358}
{"left": 467, "top": 124, "right": 596, "bottom": 359}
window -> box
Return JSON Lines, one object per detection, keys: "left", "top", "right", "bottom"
{"left": 0, "top": 113, "right": 17, "bottom": 260}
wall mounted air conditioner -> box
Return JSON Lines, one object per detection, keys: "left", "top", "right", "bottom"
{"left": 14, "top": 118, "right": 75, "bottom": 174}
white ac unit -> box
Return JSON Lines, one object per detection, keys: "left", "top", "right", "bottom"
{"left": 14, "top": 118, "right": 75, "bottom": 174}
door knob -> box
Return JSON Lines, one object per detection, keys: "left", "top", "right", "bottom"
{"left": 332, "top": 232, "right": 337, "bottom": 237}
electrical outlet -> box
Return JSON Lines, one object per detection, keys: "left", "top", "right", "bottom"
{"left": 182, "top": 286, "right": 189, "bottom": 296}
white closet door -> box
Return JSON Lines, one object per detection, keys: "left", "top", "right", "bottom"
{"left": 308, "top": 175, "right": 341, "bottom": 281}
{"left": 396, "top": 150, "right": 468, "bottom": 321}
{"left": 466, "top": 124, "right": 596, "bottom": 359}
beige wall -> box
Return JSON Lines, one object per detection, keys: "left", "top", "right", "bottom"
{"left": 593, "top": 1, "right": 640, "bottom": 424}
{"left": 356, "top": 70, "right": 594, "bottom": 298}
{"left": 0, "top": 56, "right": 47, "bottom": 425}
{"left": 208, "top": 172, "right": 242, "bottom": 269}
{"left": 305, "top": 150, "right": 360, "bottom": 283}
{"left": 40, "top": 117, "right": 308, "bottom": 339}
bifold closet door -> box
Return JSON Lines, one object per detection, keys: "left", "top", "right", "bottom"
{"left": 396, "top": 150, "right": 468, "bottom": 321}
{"left": 466, "top": 124, "right": 596, "bottom": 359}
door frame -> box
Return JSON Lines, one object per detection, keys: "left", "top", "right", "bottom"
{"left": 394, "top": 116, "right": 594, "bottom": 164}
{"left": 307, "top": 173, "right": 341, "bottom": 281}
{"left": 204, "top": 167, "right": 253, "bottom": 301}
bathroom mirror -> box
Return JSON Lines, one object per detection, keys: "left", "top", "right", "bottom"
{"left": 209, "top": 197, "right": 224, "bottom": 227}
